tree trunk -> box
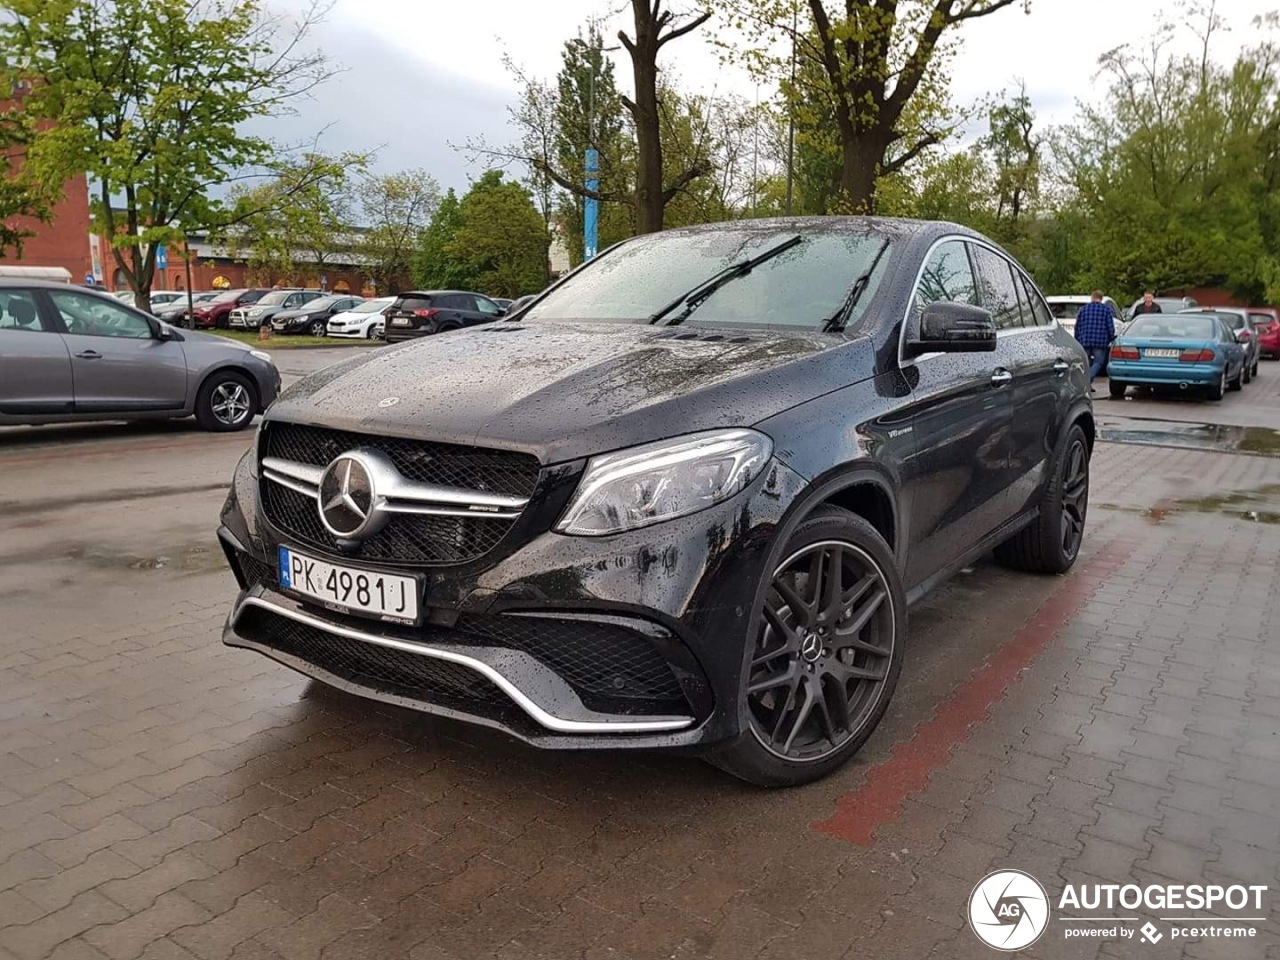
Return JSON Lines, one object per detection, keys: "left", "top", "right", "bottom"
{"left": 627, "top": 3, "right": 664, "bottom": 234}
{"left": 839, "top": 136, "right": 884, "bottom": 214}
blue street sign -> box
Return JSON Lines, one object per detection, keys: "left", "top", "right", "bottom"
{"left": 155, "top": 244, "right": 167, "bottom": 270}
{"left": 584, "top": 148, "right": 600, "bottom": 261}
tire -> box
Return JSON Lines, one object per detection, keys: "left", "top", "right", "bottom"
{"left": 1108, "top": 380, "right": 1127, "bottom": 399}
{"left": 195, "top": 371, "right": 258, "bottom": 432}
{"left": 1207, "top": 369, "right": 1226, "bottom": 400}
{"left": 707, "top": 507, "right": 905, "bottom": 787}
{"left": 994, "top": 423, "right": 1089, "bottom": 575}
{"left": 1229, "top": 365, "right": 1244, "bottom": 391}
{"left": 1242, "top": 363, "right": 1251, "bottom": 385}
{"left": 366, "top": 324, "right": 377, "bottom": 339}
{"left": 308, "top": 319, "right": 326, "bottom": 337}
{"left": 1251, "top": 361, "right": 1259, "bottom": 378}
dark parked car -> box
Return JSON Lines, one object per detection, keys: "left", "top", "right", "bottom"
{"left": 381, "top": 290, "right": 504, "bottom": 342}
{"left": 270, "top": 295, "right": 366, "bottom": 336}
{"left": 154, "top": 291, "right": 218, "bottom": 323}
{"left": 218, "top": 218, "right": 1093, "bottom": 786}
{"left": 192, "top": 288, "right": 271, "bottom": 329}
{"left": 0, "top": 281, "right": 280, "bottom": 431}
{"left": 506, "top": 293, "right": 538, "bottom": 316}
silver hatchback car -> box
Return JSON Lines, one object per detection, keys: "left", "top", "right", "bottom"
{"left": 0, "top": 280, "right": 280, "bottom": 431}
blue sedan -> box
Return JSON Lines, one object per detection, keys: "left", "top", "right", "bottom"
{"left": 1107, "top": 312, "right": 1247, "bottom": 401}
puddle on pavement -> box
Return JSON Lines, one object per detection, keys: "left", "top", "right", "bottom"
{"left": 1099, "top": 484, "right": 1280, "bottom": 525}
{"left": 1096, "top": 416, "right": 1280, "bottom": 457}
{"left": 0, "top": 542, "right": 225, "bottom": 574}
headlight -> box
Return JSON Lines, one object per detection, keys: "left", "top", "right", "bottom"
{"left": 246, "top": 307, "right": 264, "bottom": 316}
{"left": 248, "top": 349, "right": 271, "bottom": 362}
{"left": 556, "top": 429, "right": 773, "bottom": 536}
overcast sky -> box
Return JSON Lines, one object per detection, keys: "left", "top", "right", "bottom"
{"left": 273, "top": 0, "right": 1277, "bottom": 193}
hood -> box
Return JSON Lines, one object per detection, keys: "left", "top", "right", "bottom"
{"left": 265, "top": 320, "right": 875, "bottom": 464}
{"left": 179, "top": 327, "right": 255, "bottom": 352}
{"left": 272, "top": 307, "right": 310, "bottom": 321}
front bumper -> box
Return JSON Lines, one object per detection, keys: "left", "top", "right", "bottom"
{"left": 218, "top": 449, "right": 807, "bottom": 752}
{"left": 1107, "top": 360, "right": 1224, "bottom": 385}
{"left": 272, "top": 318, "right": 315, "bottom": 334}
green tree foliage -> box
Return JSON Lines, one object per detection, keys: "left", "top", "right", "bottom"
{"left": 356, "top": 169, "right": 440, "bottom": 295}
{"left": 719, "top": 0, "right": 1028, "bottom": 212}
{"left": 223, "top": 152, "right": 365, "bottom": 286}
{"left": 1056, "top": 9, "right": 1280, "bottom": 300}
{"left": 0, "top": 0, "right": 332, "bottom": 309}
{"left": 0, "top": 105, "right": 54, "bottom": 255}
{"left": 443, "top": 171, "right": 549, "bottom": 298}
{"left": 412, "top": 189, "right": 472, "bottom": 290}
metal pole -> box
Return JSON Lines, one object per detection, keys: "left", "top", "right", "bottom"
{"left": 584, "top": 41, "right": 599, "bottom": 261}
{"left": 785, "top": 1, "right": 797, "bottom": 216}
{"left": 184, "top": 244, "right": 195, "bottom": 329}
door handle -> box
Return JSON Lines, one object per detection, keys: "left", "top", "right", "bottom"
{"left": 991, "top": 369, "right": 1013, "bottom": 386}
{"left": 1053, "top": 359, "right": 1070, "bottom": 376}
{"left": 75, "top": 350, "right": 102, "bottom": 360}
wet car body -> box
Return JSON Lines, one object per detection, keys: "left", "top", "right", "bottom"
{"left": 218, "top": 217, "right": 1094, "bottom": 783}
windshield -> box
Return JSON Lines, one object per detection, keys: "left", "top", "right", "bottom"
{"left": 1048, "top": 301, "right": 1086, "bottom": 319}
{"left": 1249, "top": 313, "right": 1274, "bottom": 328}
{"left": 523, "top": 228, "right": 895, "bottom": 330}
{"left": 211, "top": 289, "right": 246, "bottom": 303}
{"left": 1127, "top": 315, "right": 1217, "bottom": 339}
{"left": 350, "top": 298, "right": 389, "bottom": 314}
{"left": 257, "top": 290, "right": 294, "bottom": 306}
{"left": 305, "top": 296, "right": 342, "bottom": 312}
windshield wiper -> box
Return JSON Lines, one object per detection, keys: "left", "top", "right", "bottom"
{"left": 822, "top": 239, "right": 890, "bottom": 333}
{"left": 647, "top": 235, "right": 803, "bottom": 325}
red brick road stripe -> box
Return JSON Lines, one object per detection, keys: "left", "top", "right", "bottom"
{"left": 812, "top": 537, "right": 1138, "bottom": 845}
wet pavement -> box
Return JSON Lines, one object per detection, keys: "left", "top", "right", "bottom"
{"left": 3, "top": 359, "right": 1280, "bottom": 959}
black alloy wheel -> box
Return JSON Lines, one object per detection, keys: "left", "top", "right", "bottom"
{"left": 749, "top": 540, "right": 896, "bottom": 760}
{"left": 709, "top": 508, "right": 905, "bottom": 787}
{"left": 1058, "top": 436, "right": 1088, "bottom": 563}
{"left": 995, "top": 423, "right": 1090, "bottom": 574}
{"left": 308, "top": 318, "right": 326, "bottom": 337}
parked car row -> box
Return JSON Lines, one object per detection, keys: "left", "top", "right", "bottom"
{"left": 1106, "top": 307, "right": 1263, "bottom": 401}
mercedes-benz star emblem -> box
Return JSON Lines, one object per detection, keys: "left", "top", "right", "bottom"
{"left": 377, "top": 396, "right": 400, "bottom": 408}
{"left": 318, "top": 453, "right": 379, "bottom": 539}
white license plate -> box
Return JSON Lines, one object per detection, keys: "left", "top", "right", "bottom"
{"left": 1144, "top": 348, "right": 1180, "bottom": 358}
{"left": 390, "top": 318, "right": 412, "bottom": 327}
{"left": 277, "top": 546, "right": 419, "bottom": 624}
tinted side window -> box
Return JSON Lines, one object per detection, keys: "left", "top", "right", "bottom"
{"left": 914, "top": 241, "right": 978, "bottom": 314}
{"left": 473, "top": 297, "right": 501, "bottom": 316}
{"left": 0, "top": 290, "right": 46, "bottom": 332}
{"left": 971, "top": 246, "right": 1024, "bottom": 331}
{"left": 1019, "top": 274, "right": 1054, "bottom": 327}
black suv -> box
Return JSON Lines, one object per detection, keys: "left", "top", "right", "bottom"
{"left": 382, "top": 290, "right": 505, "bottom": 342}
{"left": 270, "top": 295, "right": 366, "bottom": 337}
{"left": 218, "top": 218, "right": 1092, "bottom": 786}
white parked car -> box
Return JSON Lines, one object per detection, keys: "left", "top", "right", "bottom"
{"left": 326, "top": 296, "right": 394, "bottom": 339}
{"left": 1045, "top": 295, "right": 1121, "bottom": 336}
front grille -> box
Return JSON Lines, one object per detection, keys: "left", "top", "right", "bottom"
{"left": 260, "top": 422, "right": 541, "bottom": 565}
{"left": 245, "top": 609, "right": 513, "bottom": 710}
{"left": 453, "top": 615, "right": 685, "bottom": 703}
{"left": 238, "top": 552, "right": 276, "bottom": 589}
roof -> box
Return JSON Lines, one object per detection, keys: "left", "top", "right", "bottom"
{"left": 0, "top": 266, "right": 73, "bottom": 282}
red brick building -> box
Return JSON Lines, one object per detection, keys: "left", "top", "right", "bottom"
{"left": 0, "top": 172, "right": 96, "bottom": 282}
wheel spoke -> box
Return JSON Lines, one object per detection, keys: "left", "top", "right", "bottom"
{"left": 829, "top": 658, "right": 888, "bottom": 683}
{"left": 806, "top": 550, "right": 825, "bottom": 614}
{"left": 749, "top": 664, "right": 798, "bottom": 695}
{"left": 781, "top": 679, "right": 816, "bottom": 755}
{"left": 772, "top": 574, "right": 810, "bottom": 624}
{"left": 833, "top": 587, "right": 886, "bottom": 643}
{"left": 822, "top": 674, "right": 852, "bottom": 732}
{"left": 817, "top": 545, "right": 843, "bottom": 622}
{"left": 760, "top": 601, "right": 800, "bottom": 648}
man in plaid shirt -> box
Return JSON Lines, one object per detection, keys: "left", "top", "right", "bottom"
{"left": 1074, "top": 290, "right": 1115, "bottom": 388}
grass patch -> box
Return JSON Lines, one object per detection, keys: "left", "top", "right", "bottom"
{"left": 206, "top": 329, "right": 380, "bottom": 349}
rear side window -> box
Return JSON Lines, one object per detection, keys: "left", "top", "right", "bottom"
{"left": 396, "top": 296, "right": 434, "bottom": 313}
{"left": 474, "top": 297, "right": 501, "bottom": 316}
{"left": 0, "top": 290, "right": 45, "bottom": 332}
{"left": 1019, "top": 274, "right": 1054, "bottom": 327}
{"left": 1249, "top": 313, "right": 1274, "bottom": 328}
{"left": 970, "top": 246, "right": 1024, "bottom": 330}
{"left": 241, "top": 290, "right": 266, "bottom": 304}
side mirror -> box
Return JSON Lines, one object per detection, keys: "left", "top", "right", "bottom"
{"left": 152, "top": 321, "right": 173, "bottom": 341}
{"left": 496, "top": 307, "right": 508, "bottom": 317}
{"left": 906, "top": 302, "right": 997, "bottom": 356}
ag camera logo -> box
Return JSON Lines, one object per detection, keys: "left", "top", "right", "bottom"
{"left": 969, "top": 869, "right": 1050, "bottom": 951}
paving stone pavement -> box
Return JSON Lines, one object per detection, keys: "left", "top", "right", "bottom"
{"left": 3, "top": 435, "right": 1280, "bottom": 960}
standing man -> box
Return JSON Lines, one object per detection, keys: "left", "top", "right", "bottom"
{"left": 1074, "top": 290, "right": 1115, "bottom": 390}
{"left": 1131, "top": 290, "right": 1162, "bottom": 318}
